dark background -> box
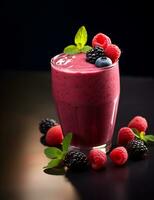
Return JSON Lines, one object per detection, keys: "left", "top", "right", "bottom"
{"left": 0, "top": 0, "right": 153, "bottom": 77}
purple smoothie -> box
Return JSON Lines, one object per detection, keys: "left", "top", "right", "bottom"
{"left": 51, "top": 53, "right": 120, "bottom": 151}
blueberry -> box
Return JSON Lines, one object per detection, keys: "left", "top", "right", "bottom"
{"left": 95, "top": 57, "right": 112, "bottom": 68}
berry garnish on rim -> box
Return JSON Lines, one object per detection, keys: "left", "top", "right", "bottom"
{"left": 86, "top": 46, "right": 105, "bottom": 64}
{"left": 95, "top": 57, "right": 112, "bottom": 68}
{"left": 86, "top": 31, "right": 121, "bottom": 67}
{"left": 63, "top": 25, "right": 121, "bottom": 68}
{"left": 92, "top": 33, "right": 111, "bottom": 49}
{"left": 104, "top": 44, "right": 121, "bottom": 63}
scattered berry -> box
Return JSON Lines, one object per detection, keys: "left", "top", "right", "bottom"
{"left": 110, "top": 147, "right": 128, "bottom": 166}
{"left": 92, "top": 33, "right": 111, "bottom": 49}
{"left": 39, "top": 118, "right": 58, "bottom": 134}
{"left": 95, "top": 56, "right": 112, "bottom": 68}
{"left": 128, "top": 116, "right": 148, "bottom": 132}
{"left": 89, "top": 149, "right": 107, "bottom": 170}
{"left": 126, "top": 139, "right": 148, "bottom": 160}
{"left": 86, "top": 46, "right": 105, "bottom": 64}
{"left": 104, "top": 44, "right": 121, "bottom": 63}
{"left": 64, "top": 151, "right": 89, "bottom": 171}
{"left": 45, "top": 125, "right": 63, "bottom": 146}
{"left": 117, "top": 127, "right": 135, "bottom": 146}
{"left": 40, "top": 135, "right": 47, "bottom": 146}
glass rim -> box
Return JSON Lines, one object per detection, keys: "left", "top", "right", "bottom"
{"left": 51, "top": 53, "right": 119, "bottom": 73}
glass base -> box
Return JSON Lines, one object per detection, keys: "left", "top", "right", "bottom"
{"left": 69, "top": 141, "right": 112, "bottom": 155}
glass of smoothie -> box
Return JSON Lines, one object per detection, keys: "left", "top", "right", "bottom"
{"left": 51, "top": 27, "right": 121, "bottom": 153}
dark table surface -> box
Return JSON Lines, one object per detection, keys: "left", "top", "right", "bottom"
{"left": 0, "top": 71, "right": 154, "bottom": 200}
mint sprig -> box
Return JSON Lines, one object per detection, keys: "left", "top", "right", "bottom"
{"left": 44, "top": 133, "right": 72, "bottom": 169}
{"left": 131, "top": 128, "right": 154, "bottom": 144}
{"left": 64, "top": 26, "right": 92, "bottom": 55}
{"left": 62, "top": 133, "right": 72, "bottom": 153}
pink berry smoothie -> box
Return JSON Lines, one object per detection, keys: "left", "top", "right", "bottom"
{"left": 51, "top": 53, "right": 120, "bottom": 152}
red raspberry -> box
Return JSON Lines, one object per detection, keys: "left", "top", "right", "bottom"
{"left": 92, "top": 33, "right": 111, "bottom": 49}
{"left": 110, "top": 147, "right": 128, "bottom": 166}
{"left": 128, "top": 116, "right": 148, "bottom": 132}
{"left": 89, "top": 149, "right": 107, "bottom": 170}
{"left": 117, "top": 127, "right": 135, "bottom": 146}
{"left": 45, "top": 125, "right": 63, "bottom": 146}
{"left": 104, "top": 44, "right": 121, "bottom": 63}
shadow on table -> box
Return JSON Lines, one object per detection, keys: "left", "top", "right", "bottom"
{"left": 64, "top": 163, "right": 129, "bottom": 200}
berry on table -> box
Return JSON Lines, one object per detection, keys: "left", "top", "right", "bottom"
{"left": 89, "top": 149, "right": 107, "bottom": 170}
{"left": 39, "top": 118, "right": 58, "bottom": 134}
{"left": 104, "top": 44, "right": 121, "bottom": 63}
{"left": 109, "top": 147, "right": 128, "bottom": 166}
{"left": 40, "top": 135, "right": 47, "bottom": 146}
{"left": 117, "top": 127, "right": 135, "bottom": 146}
{"left": 95, "top": 56, "right": 112, "bottom": 68}
{"left": 45, "top": 125, "right": 63, "bottom": 146}
{"left": 126, "top": 139, "right": 148, "bottom": 160}
{"left": 64, "top": 150, "right": 89, "bottom": 171}
{"left": 86, "top": 46, "right": 105, "bottom": 64}
{"left": 92, "top": 33, "right": 111, "bottom": 49}
{"left": 128, "top": 116, "right": 148, "bottom": 132}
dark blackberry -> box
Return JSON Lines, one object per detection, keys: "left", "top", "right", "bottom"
{"left": 39, "top": 118, "right": 58, "bottom": 134}
{"left": 40, "top": 135, "right": 47, "bottom": 146}
{"left": 86, "top": 46, "right": 105, "bottom": 64}
{"left": 64, "top": 151, "right": 89, "bottom": 171}
{"left": 126, "top": 139, "right": 148, "bottom": 160}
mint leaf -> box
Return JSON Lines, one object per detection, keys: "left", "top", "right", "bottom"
{"left": 44, "top": 147, "right": 63, "bottom": 159}
{"left": 44, "top": 158, "right": 61, "bottom": 169}
{"left": 64, "top": 45, "right": 80, "bottom": 55}
{"left": 144, "top": 135, "right": 154, "bottom": 142}
{"left": 80, "top": 45, "right": 92, "bottom": 53}
{"left": 131, "top": 128, "right": 140, "bottom": 138}
{"left": 62, "top": 133, "right": 72, "bottom": 153}
{"left": 74, "top": 26, "right": 87, "bottom": 49}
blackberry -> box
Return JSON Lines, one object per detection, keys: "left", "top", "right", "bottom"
{"left": 40, "top": 135, "right": 47, "bottom": 146}
{"left": 39, "top": 118, "right": 57, "bottom": 134}
{"left": 86, "top": 46, "right": 105, "bottom": 64}
{"left": 126, "top": 139, "right": 148, "bottom": 160}
{"left": 64, "top": 151, "right": 89, "bottom": 171}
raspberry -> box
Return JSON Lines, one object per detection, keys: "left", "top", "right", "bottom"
{"left": 64, "top": 151, "right": 88, "bottom": 171}
{"left": 92, "top": 33, "right": 111, "bottom": 49}
{"left": 39, "top": 118, "right": 58, "bottom": 134}
{"left": 104, "top": 44, "right": 121, "bottom": 63}
{"left": 117, "top": 127, "right": 135, "bottom": 146}
{"left": 86, "top": 46, "right": 105, "bottom": 64}
{"left": 45, "top": 125, "right": 63, "bottom": 146}
{"left": 110, "top": 147, "right": 128, "bottom": 166}
{"left": 128, "top": 116, "right": 148, "bottom": 132}
{"left": 88, "top": 149, "right": 107, "bottom": 170}
{"left": 126, "top": 139, "right": 148, "bottom": 160}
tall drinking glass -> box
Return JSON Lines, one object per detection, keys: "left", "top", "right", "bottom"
{"left": 51, "top": 53, "right": 120, "bottom": 152}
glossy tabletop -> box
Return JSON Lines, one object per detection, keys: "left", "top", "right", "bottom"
{"left": 0, "top": 71, "right": 154, "bottom": 200}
